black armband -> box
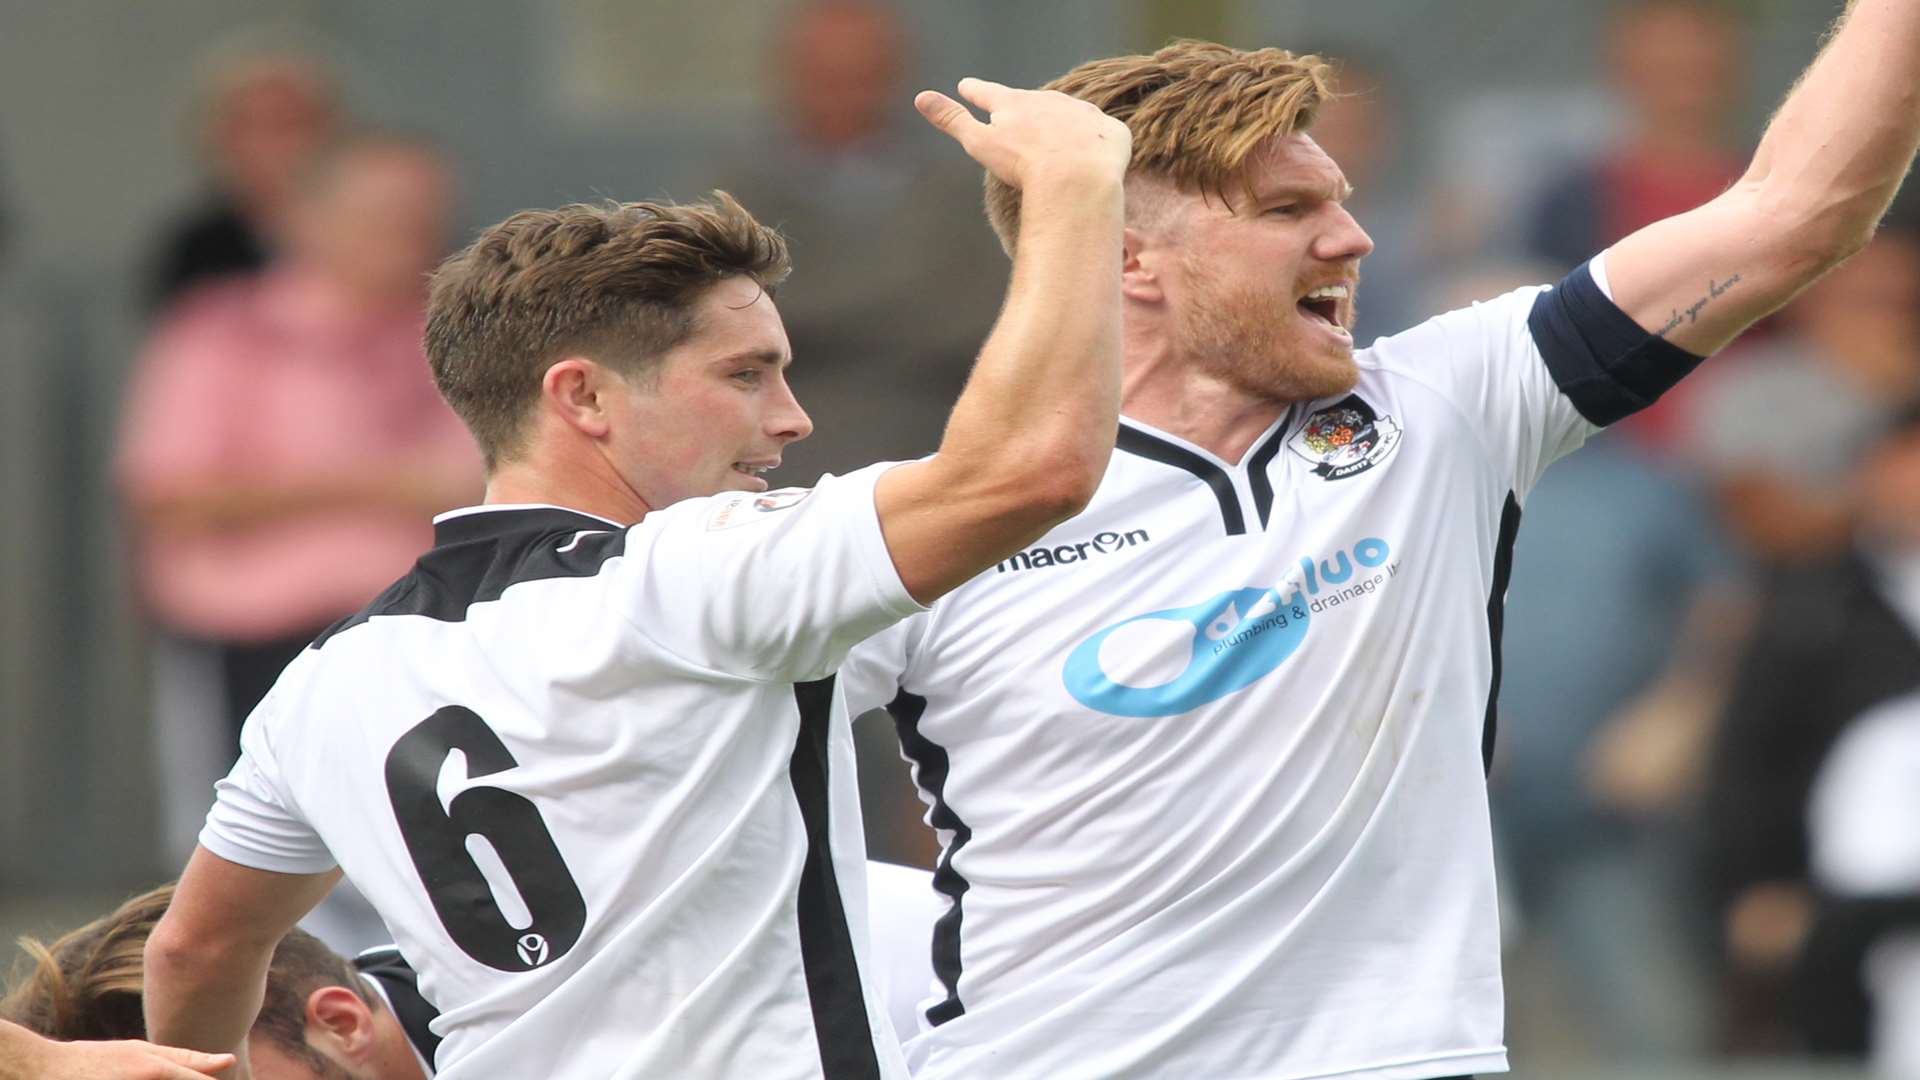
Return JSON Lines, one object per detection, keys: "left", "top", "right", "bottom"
{"left": 1528, "top": 260, "right": 1707, "bottom": 427}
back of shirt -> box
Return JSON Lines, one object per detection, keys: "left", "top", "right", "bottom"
{"left": 202, "top": 465, "right": 921, "bottom": 1079}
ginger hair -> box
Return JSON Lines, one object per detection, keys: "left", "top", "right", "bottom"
{"left": 984, "top": 40, "right": 1336, "bottom": 253}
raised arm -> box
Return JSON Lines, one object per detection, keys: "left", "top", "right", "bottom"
{"left": 873, "top": 79, "right": 1129, "bottom": 603}
{"left": 1606, "top": 0, "right": 1920, "bottom": 355}
{"left": 144, "top": 848, "right": 340, "bottom": 1076}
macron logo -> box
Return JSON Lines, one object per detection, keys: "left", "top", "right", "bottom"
{"left": 997, "top": 529, "right": 1151, "bottom": 574}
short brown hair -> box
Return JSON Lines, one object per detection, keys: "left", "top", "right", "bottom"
{"left": 0, "top": 883, "right": 375, "bottom": 1072}
{"left": 426, "top": 192, "right": 792, "bottom": 468}
{"left": 985, "top": 41, "right": 1335, "bottom": 253}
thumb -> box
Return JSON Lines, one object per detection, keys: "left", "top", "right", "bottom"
{"left": 913, "top": 90, "right": 982, "bottom": 145}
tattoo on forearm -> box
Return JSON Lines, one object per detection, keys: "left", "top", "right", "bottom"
{"left": 1656, "top": 273, "right": 1743, "bottom": 339}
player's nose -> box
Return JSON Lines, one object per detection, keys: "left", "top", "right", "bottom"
{"left": 1317, "top": 204, "right": 1374, "bottom": 263}
{"left": 769, "top": 379, "right": 813, "bottom": 443}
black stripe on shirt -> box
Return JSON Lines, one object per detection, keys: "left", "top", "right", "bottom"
{"left": 353, "top": 945, "right": 443, "bottom": 1067}
{"left": 1482, "top": 493, "right": 1522, "bottom": 773}
{"left": 887, "top": 690, "right": 970, "bottom": 1027}
{"left": 1528, "top": 259, "right": 1707, "bottom": 427}
{"left": 791, "top": 676, "right": 883, "bottom": 1080}
{"left": 1116, "top": 425, "right": 1246, "bottom": 535}
{"left": 314, "top": 508, "right": 628, "bottom": 648}
{"left": 1247, "top": 410, "right": 1294, "bottom": 530}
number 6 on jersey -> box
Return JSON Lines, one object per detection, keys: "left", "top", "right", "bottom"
{"left": 385, "top": 706, "right": 587, "bottom": 971}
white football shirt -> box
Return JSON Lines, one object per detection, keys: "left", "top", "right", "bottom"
{"left": 336, "top": 859, "right": 947, "bottom": 1080}
{"left": 843, "top": 260, "right": 1687, "bottom": 1079}
{"left": 201, "top": 463, "right": 921, "bottom": 1080}
{"left": 865, "top": 860, "right": 944, "bottom": 1042}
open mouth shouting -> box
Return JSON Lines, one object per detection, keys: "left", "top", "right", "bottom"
{"left": 1296, "top": 283, "right": 1354, "bottom": 343}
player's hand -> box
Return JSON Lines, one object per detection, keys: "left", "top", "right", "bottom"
{"left": 6, "top": 1033, "right": 236, "bottom": 1080}
{"left": 914, "top": 78, "right": 1130, "bottom": 191}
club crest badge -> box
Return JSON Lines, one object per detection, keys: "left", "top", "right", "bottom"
{"left": 1288, "top": 395, "right": 1402, "bottom": 481}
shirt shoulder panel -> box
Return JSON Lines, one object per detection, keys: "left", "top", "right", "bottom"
{"left": 311, "top": 508, "right": 628, "bottom": 649}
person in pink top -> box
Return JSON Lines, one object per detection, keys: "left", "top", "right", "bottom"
{"left": 119, "top": 132, "right": 481, "bottom": 770}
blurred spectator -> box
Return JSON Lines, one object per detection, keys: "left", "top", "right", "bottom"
{"left": 1493, "top": 428, "right": 1732, "bottom": 1060}
{"left": 1806, "top": 689, "right": 1920, "bottom": 1078}
{"left": 117, "top": 134, "right": 480, "bottom": 869}
{"left": 1796, "top": 406, "right": 1920, "bottom": 1072}
{"left": 1524, "top": 0, "right": 1746, "bottom": 270}
{"left": 702, "top": 0, "right": 999, "bottom": 869}
{"left": 1290, "top": 50, "right": 1428, "bottom": 342}
{"left": 1687, "top": 230, "right": 1920, "bottom": 566}
{"left": 702, "top": 0, "right": 1006, "bottom": 484}
{"left": 1522, "top": 0, "right": 1751, "bottom": 452}
{"left": 1700, "top": 401, "right": 1920, "bottom": 1055}
{"left": 146, "top": 44, "right": 344, "bottom": 311}
{"left": 1308, "top": 51, "right": 1427, "bottom": 343}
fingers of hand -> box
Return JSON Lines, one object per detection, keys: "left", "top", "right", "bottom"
{"left": 111, "top": 1041, "right": 236, "bottom": 1079}
{"left": 923, "top": 79, "right": 1129, "bottom": 185}
{"left": 913, "top": 90, "right": 979, "bottom": 142}
{"left": 954, "top": 77, "right": 1013, "bottom": 113}
{"left": 148, "top": 1042, "right": 236, "bottom": 1071}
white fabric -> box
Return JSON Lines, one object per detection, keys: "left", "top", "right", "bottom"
{"left": 1807, "top": 691, "right": 1920, "bottom": 1080}
{"left": 202, "top": 463, "right": 920, "bottom": 1080}
{"left": 1589, "top": 248, "right": 1614, "bottom": 300}
{"left": 1809, "top": 691, "right": 1920, "bottom": 897}
{"left": 1868, "top": 547, "right": 1920, "bottom": 643}
{"left": 865, "top": 860, "right": 943, "bottom": 1044}
{"left": 1868, "top": 934, "right": 1920, "bottom": 1080}
{"left": 843, "top": 285, "right": 1594, "bottom": 1079}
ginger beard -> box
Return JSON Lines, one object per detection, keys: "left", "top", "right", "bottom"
{"left": 1175, "top": 249, "right": 1362, "bottom": 404}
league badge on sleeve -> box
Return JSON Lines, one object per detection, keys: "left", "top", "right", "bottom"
{"left": 706, "top": 487, "right": 814, "bottom": 530}
{"left": 1289, "top": 394, "right": 1402, "bottom": 481}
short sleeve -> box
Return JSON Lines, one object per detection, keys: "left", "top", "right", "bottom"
{"left": 841, "top": 616, "right": 925, "bottom": 716}
{"left": 1365, "top": 258, "right": 1707, "bottom": 500}
{"left": 616, "top": 461, "right": 927, "bottom": 682}
{"left": 198, "top": 707, "right": 336, "bottom": 874}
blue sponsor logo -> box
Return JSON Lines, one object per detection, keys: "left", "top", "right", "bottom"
{"left": 1061, "top": 537, "right": 1393, "bottom": 717}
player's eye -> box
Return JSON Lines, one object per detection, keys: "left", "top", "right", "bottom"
{"left": 1265, "top": 202, "right": 1303, "bottom": 218}
{"left": 730, "top": 369, "right": 762, "bottom": 385}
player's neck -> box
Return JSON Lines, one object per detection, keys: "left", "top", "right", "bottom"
{"left": 1121, "top": 349, "right": 1291, "bottom": 466}
{"left": 482, "top": 447, "right": 652, "bottom": 527}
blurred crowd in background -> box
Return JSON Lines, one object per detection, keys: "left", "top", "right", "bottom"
{"left": 2, "top": 1, "right": 1918, "bottom": 1076}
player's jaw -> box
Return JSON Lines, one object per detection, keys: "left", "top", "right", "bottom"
{"left": 1176, "top": 259, "right": 1360, "bottom": 403}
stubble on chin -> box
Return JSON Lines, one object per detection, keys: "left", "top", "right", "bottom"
{"left": 1177, "top": 273, "right": 1360, "bottom": 405}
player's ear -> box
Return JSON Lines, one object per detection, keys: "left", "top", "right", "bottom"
{"left": 305, "top": 984, "right": 379, "bottom": 1058}
{"left": 1121, "top": 227, "right": 1163, "bottom": 304}
{"left": 541, "top": 357, "right": 615, "bottom": 439}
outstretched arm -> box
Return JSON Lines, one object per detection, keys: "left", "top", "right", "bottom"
{"left": 1606, "top": 0, "right": 1920, "bottom": 355}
